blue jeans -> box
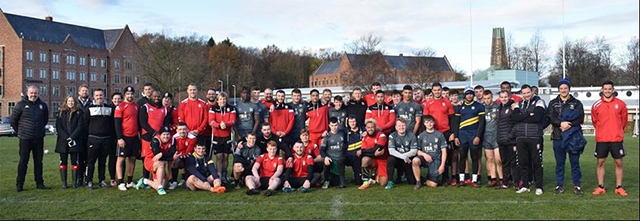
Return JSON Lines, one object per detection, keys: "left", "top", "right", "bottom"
{"left": 553, "top": 140, "right": 582, "bottom": 187}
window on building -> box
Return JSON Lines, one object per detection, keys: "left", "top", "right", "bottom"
{"left": 66, "top": 86, "right": 76, "bottom": 96}
{"left": 52, "top": 102, "right": 60, "bottom": 117}
{"left": 134, "top": 77, "right": 139, "bottom": 84}
{"left": 53, "top": 54, "right": 60, "bottom": 63}
{"left": 114, "top": 60, "right": 120, "bottom": 69}
{"left": 126, "top": 61, "right": 133, "bottom": 70}
{"left": 26, "top": 51, "right": 33, "bottom": 61}
{"left": 114, "top": 88, "right": 120, "bottom": 93}
{"left": 101, "top": 74, "right": 107, "bottom": 83}
{"left": 0, "top": 68, "right": 3, "bottom": 78}
{"left": 53, "top": 86, "right": 60, "bottom": 97}
{"left": 91, "top": 58, "right": 97, "bottom": 67}
{"left": 40, "top": 52, "right": 47, "bottom": 62}
{"left": 100, "top": 59, "right": 106, "bottom": 68}
{"left": 80, "top": 57, "right": 86, "bottom": 66}
{"left": 8, "top": 102, "right": 16, "bottom": 116}
{"left": 125, "top": 76, "right": 132, "bottom": 84}
{"left": 40, "top": 69, "right": 46, "bottom": 79}
{"left": 66, "top": 70, "right": 75, "bottom": 81}
{"left": 79, "top": 72, "right": 86, "bottom": 81}
{"left": 40, "top": 86, "right": 47, "bottom": 96}
{"left": 53, "top": 70, "right": 60, "bottom": 80}
{"left": 90, "top": 73, "right": 97, "bottom": 82}
{"left": 26, "top": 68, "right": 33, "bottom": 78}
{"left": 114, "top": 74, "right": 120, "bottom": 84}
{"left": 66, "top": 55, "right": 76, "bottom": 65}
{"left": 0, "top": 84, "right": 3, "bottom": 96}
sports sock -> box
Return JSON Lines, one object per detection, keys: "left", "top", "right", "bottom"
{"left": 118, "top": 179, "right": 124, "bottom": 184}
{"left": 598, "top": 184, "right": 604, "bottom": 189}
{"left": 127, "top": 176, "right": 133, "bottom": 184}
{"left": 472, "top": 174, "right": 478, "bottom": 183}
{"left": 616, "top": 185, "right": 623, "bottom": 189}
{"left": 171, "top": 168, "right": 178, "bottom": 182}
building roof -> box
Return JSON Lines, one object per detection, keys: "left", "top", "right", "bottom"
{"left": 313, "top": 53, "right": 454, "bottom": 76}
{"left": 312, "top": 60, "right": 341, "bottom": 76}
{"left": 3, "top": 12, "right": 124, "bottom": 50}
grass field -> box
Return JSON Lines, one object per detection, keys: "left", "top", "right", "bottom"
{"left": 0, "top": 134, "right": 638, "bottom": 220}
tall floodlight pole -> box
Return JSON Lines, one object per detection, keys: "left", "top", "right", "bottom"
{"left": 469, "top": 0, "right": 474, "bottom": 86}
{"left": 232, "top": 85, "right": 237, "bottom": 106}
{"left": 562, "top": 0, "right": 566, "bottom": 79}
{"left": 218, "top": 80, "right": 224, "bottom": 94}
{"left": 177, "top": 67, "right": 181, "bottom": 101}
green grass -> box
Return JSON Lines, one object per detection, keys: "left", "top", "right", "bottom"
{"left": 0, "top": 134, "right": 638, "bottom": 220}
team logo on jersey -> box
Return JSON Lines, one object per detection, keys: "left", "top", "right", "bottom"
{"left": 39, "top": 104, "right": 43, "bottom": 110}
{"left": 25, "top": 105, "right": 30, "bottom": 108}
{"left": 505, "top": 109, "right": 509, "bottom": 114}
{"left": 404, "top": 141, "right": 409, "bottom": 146}
{"left": 461, "top": 106, "right": 465, "bottom": 110}
{"left": 227, "top": 108, "right": 230, "bottom": 112}
{"left": 471, "top": 106, "right": 475, "bottom": 110}
{"left": 536, "top": 144, "right": 540, "bottom": 150}
{"left": 149, "top": 107, "right": 154, "bottom": 111}
{"left": 273, "top": 162, "right": 277, "bottom": 167}
{"left": 198, "top": 104, "right": 202, "bottom": 108}
{"left": 249, "top": 108, "right": 253, "bottom": 112}
{"left": 570, "top": 104, "right": 575, "bottom": 110}
{"left": 302, "top": 160, "right": 306, "bottom": 166}
{"left": 619, "top": 149, "right": 624, "bottom": 156}
{"left": 409, "top": 108, "right": 414, "bottom": 112}
{"left": 442, "top": 102, "right": 445, "bottom": 107}
{"left": 615, "top": 104, "right": 619, "bottom": 109}
{"left": 398, "top": 108, "right": 404, "bottom": 112}
{"left": 435, "top": 138, "right": 438, "bottom": 143}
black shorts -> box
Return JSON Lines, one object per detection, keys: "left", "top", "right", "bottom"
{"left": 213, "top": 137, "right": 232, "bottom": 154}
{"left": 418, "top": 155, "right": 441, "bottom": 181}
{"left": 198, "top": 135, "right": 212, "bottom": 151}
{"left": 594, "top": 142, "right": 625, "bottom": 159}
{"left": 233, "top": 156, "right": 253, "bottom": 177}
{"left": 118, "top": 136, "right": 140, "bottom": 157}
{"left": 259, "top": 177, "right": 271, "bottom": 190}
{"left": 287, "top": 177, "right": 307, "bottom": 189}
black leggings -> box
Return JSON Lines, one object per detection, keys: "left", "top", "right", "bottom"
{"left": 459, "top": 146, "right": 481, "bottom": 175}
{"left": 59, "top": 152, "right": 80, "bottom": 167}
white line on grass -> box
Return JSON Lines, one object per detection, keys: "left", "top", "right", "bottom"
{"left": 330, "top": 194, "right": 343, "bottom": 218}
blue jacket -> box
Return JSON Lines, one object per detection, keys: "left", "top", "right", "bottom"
{"left": 560, "top": 108, "right": 587, "bottom": 154}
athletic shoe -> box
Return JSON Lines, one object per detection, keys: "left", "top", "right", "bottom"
{"left": 169, "top": 181, "right": 178, "bottom": 190}
{"left": 553, "top": 186, "right": 565, "bottom": 195}
{"left": 338, "top": 181, "right": 346, "bottom": 189}
{"left": 472, "top": 182, "right": 481, "bottom": 188}
{"left": 110, "top": 179, "right": 117, "bottom": 187}
{"left": 535, "top": 188, "right": 543, "bottom": 195}
{"left": 221, "top": 176, "right": 229, "bottom": 185}
{"left": 246, "top": 188, "right": 261, "bottom": 195}
{"left": 135, "top": 178, "right": 145, "bottom": 190}
{"left": 464, "top": 179, "right": 472, "bottom": 185}
{"left": 263, "top": 189, "right": 273, "bottom": 197}
{"left": 449, "top": 179, "right": 457, "bottom": 186}
{"left": 157, "top": 188, "right": 167, "bottom": 196}
{"left": 212, "top": 186, "right": 226, "bottom": 194}
{"left": 300, "top": 187, "right": 309, "bottom": 193}
{"left": 486, "top": 179, "right": 498, "bottom": 188}
{"left": 322, "top": 181, "right": 330, "bottom": 189}
{"left": 574, "top": 186, "right": 584, "bottom": 196}
{"left": 235, "top": 182, "right": 242, "bottom": 190}
{"left": 516, "top": 187, "right": 530, "bottom": 194}
{"left": 496, "top": 184, "right": 509, "bottom": 189}
{"left": 615, "top": 187, "right": 628, "bottom": 197}
{"left": 126, "top": 182, "right": 136, "bottom": 189}
{"left": 456, "top": 180, "right": 466, "bottom": 187}
{"left": 16, "top": 185, "right": 23, "bottom": 192}
{"left": 384, "top": 181, "right": 394, "bottom": 190}
{"left": 86, "top": 181, "right": 93, "bottom": 189}
{"left": 358, "top": 181, "right": 370, "bottom": 190}
{"left": 414, "top": 183, "right": 422, "bottom": 190}
{"left": 177, "top": 179, "right": 185, "bottom": 187}
{"left": 118, "top": 183, "right": 127, "bottom": 191}
{"left": 592, "top": 187, "right": 606, "bottom": 195}
{"left": 282, "top": 187, "right": 294, "bottom": 193}
{"left": 99, "top": 180, "right": 109, "bottom": 188}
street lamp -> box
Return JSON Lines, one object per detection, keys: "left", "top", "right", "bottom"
{"left": 232, "top": 85, "right": 236, "bottom": 105}
{"left": 218, "top": 80, "right": 223, "bottom": 94}
{"left": 177, "top": 67, "right": 181, "bottom": 101}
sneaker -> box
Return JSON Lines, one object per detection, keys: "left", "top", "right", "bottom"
{"left": 553, "top": 186, "right": 565, "bottom": 195}
{"left": 169, "top": 181, "right": 178, "bottom": 190}
{"left": 300, "top": 187, "right": 309, "bottom": 193}
{"left": 414, "top": 183, "right": 422, "bottom": 190}
{"left": 615, "top": 187, "right": 628, "bottom": 197}
{"left": 110, "top": 179, "right": 117, "bottom": 187}
{"left": 135, "top": 178, "right": 145, "bottom": 190}
{"left": 457, "top": 180, "right": 466, "bottom": 187}
{"left": 486, "top": 180, "right": 498, "bottom": 188}
{"left": 263, "top": 189, "right": 273, "bottom": 197}
{"left": 118, "top": 183, "right": 127, "bottom": 191}
{"left": 86, "top": 181, "right": 93, "bottom": 189}
{"left": 16, "top": 185, "right": 24, "bottom": 192}
{"left": 449, "top": 179, "right": 457, "bottom": 186}
{"left": 36, "top": 184, "right": 51, "bottom": 189}
{"left": 177, "top": 179, "right": 185, "bottom": 187}
{"left": 126, "top": 182, "right": 136, "bottom": 189}
{"left": 246, "top": 188, "right": 261, "bottom": 195}
{"left": 358, "top": 181, "right": 370, "bottom": 190}
{"left": 322, "top": 181, "right": 330, "bottom": 189}
{"left": 99, "top": 180, "right": 109, "bottom": 188}
{"left": 235, "top": 182, "right": 242, "bottom": 190}
{"left": 516, "top": 187, "right": 530, "bottom": 194}
{"left": 221, "top": 176, "right": 229, "bottom": 185}
{"left": 282, "top": 187, "right": 294, "bottom": 193}
{"left": 592, "top": 187, "right": 606, "bottom": 195}
{"left": 535, "top": 188, "right": 543, "bottom": 195}
{"left": 338, "top": 182, "right": 346, "bottom": 189}
{"left": 464, "top": 179, "right": 472, "bottom": 185}
{"left": 384, "top": 181, "right": 394, "bottom": 190}
{"left": 496, "top": 184, "right": 509, "bottom": 189}
{"left": 472, "top": 182, "right": 481, "bottom": 188}
{"left": 212, "top": 186, "right": 226, "bottom": 194}
{"left": 574, "top": 186, "right": 584, "bottom": 196}
{"left": 157, "top": 188, "right": 167, "bottom": 196}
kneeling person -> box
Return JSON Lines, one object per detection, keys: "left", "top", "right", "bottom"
{"left": 282, "top": 141, "right": 315, "bottom": 193}
{"left": 185, "top": 143, "right": 226, "bottom": 193}
{"left": 135, "top": 126, "right": 179, "bottom": 195}
{"left": 233, "top": 132, "right": 261, "bottom": 189}
{"left": 245, "top": 141, "right": 284, "bottom": 196}
{"left": 413, "top": 115, "right": 448, "bottom": 188}
{"left": 386, "top": 118, "right": 418, "bottom": 189}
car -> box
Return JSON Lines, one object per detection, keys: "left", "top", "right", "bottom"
{"left": 45, "top": 125, "right": 56, "bottom": 134}
{"left": 0, "top": 116, "right": 16, "bottom": 137}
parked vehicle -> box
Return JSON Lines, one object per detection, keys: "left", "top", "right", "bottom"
{"left": 0, "top": 116, "right": 16, "bottom": 137}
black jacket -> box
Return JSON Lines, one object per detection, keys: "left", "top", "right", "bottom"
{"left": 84, "top": 101, "right": 114, "bottom": 137}
{"left": 547, "top": 95, "right": 584, "bottom": 141}
{"left": 496, "top": 99, "right": 515, "bottom": 146}
{"left": 10, "top": 96, "right": 48, "bottom": 140}
{"left": 55, "top": 109, "right": 84, "bottom": 153}
{"left": 511, "top": 96, "right": 546, "bottom": 138}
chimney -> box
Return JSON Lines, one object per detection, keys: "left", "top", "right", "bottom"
{"left": 490, "top": 27, "right": 508, "bottom": 70}
{"left": 45, "top": 16, "right": 53, "bottom": 21}
{"left": 399, "top": 53, "right": 403, "bottom": 57}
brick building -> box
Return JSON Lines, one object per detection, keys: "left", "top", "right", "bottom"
{"left": 309, "top": 52, "right": 455, "bottom": 88}
{"left": 0, "top": 9, "right": 141, "bottom": 120}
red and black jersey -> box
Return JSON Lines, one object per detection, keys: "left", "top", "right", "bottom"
{"left": 365, "top": 103, "right": 396, "bottom": 134}
{"left": 165, "top": 105, "right": 178, "bottom": 135}
{"left": 306, "top": 101, "right": 329, "bottom": 134}
{"left": 208, "top": 104, "right": 237, "bottom": 138}
{"left": 288, "top": 154, "right": 314, "bottom": 178}
{"left": 494, "top": 94, "right": 523, "bottom": 104}
{"left": 146, "top": 134, "right": 176, "bottom": 160}
{"left": 592, "top": 96, "right": 628, "bottom": 142}
{"left": 304, "top": 141, "right": 320, "bottom": 159}
{"left": 203, "top": 102, "right": 215, "bottom": 137}
{"left": 423, "top": 98, "right": 454, "bottom": 134}
{"left": 269, "top": 102, "right": 295, "bottom": 137}
{"left": 174, "top": 133, "right": 197, "bottom": 156}
{"left": 364, "top": 93, "right": 391, "bottom": 107}
{"left": 256, "top": 153, "right": 284, "bottom": 178}
{"left": 178, "top": 98, "right": 208, "bottom": 135}
{"left": 139, "top": 103, "right": 168, "bottom": 141}
{"left": 362, "top": 131, "right": 388, "bottom": 159}
{"left": 261, "top": 99, "right": 275, "bottom": 110}
{"left": 114, "top": 101, "right": 139, "bottom": 139}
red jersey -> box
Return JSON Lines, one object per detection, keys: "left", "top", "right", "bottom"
{"left": 173, "top": 133, "right": 197, "bottom": 156}
{"left": 165, "top": 105, "right": 179, "bottom": 135}
{"left": 423, "top": 98, "right": 454, "bottom": 133}
{"left": 306, "top": 102, "right": 329, "bottom": 134}
{"left": 146, "top": 135, "right": 173, "bottom": 159}
{"left": 364, "top": 93, "right": 391, "bottom": 107}
{"left": 362, "top": 131, "right": 388, "bottom": 159}
{"left": 269, "top": 103, "right": 294, "bottom": 136}
{"left": 178, "top": 98, "right": 208, "bottom": 135}
{"left": 114, "top": 101, "right": 139, "bottom": 138}
{"left": 365, "top": 103, "right": 396, "bottom": 134}
{"left": 494, "top": 94, "right": 523, "bottom": 104}
{"left": 261, "top": 99, "right": 275, "bottom": 109}
{"left": 203, "top": 102, "right": 215, "bottom": 137}
{"left": 288, "top": 154, "right": 314, "bottom": 178}
{"left": 208, "top": 104, "right": 237, "bottom": 138}
{"left": 256, "top": 153, "right": 284, "bottom": 178}
{"left": 140, "top": 103, "right": 167, "bottom": 140}
{"left": 592, "top": 96, "right": 627, "bottom": 142}
{"left": 304, "top": 141, "right": 320, "bottom": 158}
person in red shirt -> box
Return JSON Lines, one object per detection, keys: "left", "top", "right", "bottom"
{"left": 261, "top": 87, "right": 275, "bottom": 110}
{"left": 208, "top": 92, "right": 237, "bottom": 184}
{"left": 114, "top": 86, "right": 140, "bottom": 190}
{"left": 413, "top": 87, "right": 428, "bottom": 107}
{"left": 282, "top": 140, "right": 315, "bottom": 193}
{"left": 357, "top": 119, "right": 389, "bottom": 189}
{"left": 139, "top": 90, "right": 170, "bottom": 179}
{"left": 135, "top": 126, "right": 179, "bottom": 195}
{"left": 245, "top": 141, "right": 284, "bottom": 196}
{"left": 422, "top": 82, "right": 456, "bottom": 185}
{"left": 269, "top": 90, "right": 295, "bottom": 144}
{"left": 168, "top": 122, "right": 196, "bottom": 189}
{"left": 306, "top": 89, "right": 330, "bottom": 149}
{"left": 300, "top": 129, "right": 323, "bottom": 186}
{"left": 591, "top": 80, "right": 628, "bottom": 197}
{"left": 178, "top": 84, "right": 209, "bottom": 149}
{"left": 364, "top": 82, "right": 392, "bottom": 107}
{"left": 162, "top": 92, "right": 179, "bottom": 136}
{"left": 494, "top": 81, "right": 522, "bottom": 104}
{"left": 365, "top": 90, "right": 396, "bottom": 135}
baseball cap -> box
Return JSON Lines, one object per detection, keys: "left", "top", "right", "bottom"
{"left": 464, "top": 87, "right": 474, "bottom": 95}
{"left": 163, "top": 92, "right": 173, "bottom": 99}
{"left": 124, "top": 86, "right": 135, "bottom": 93}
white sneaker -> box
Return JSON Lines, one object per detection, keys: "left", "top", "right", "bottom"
{"left": 126, "top": 182, "right": 135, "bottom": 189}
{"left": 169, "top": 181, "right": 178, "bottom": 190}
{"left": 535, "top": 188, "right": 543, "bottom": 195}
{"left": 516, "top": 187, "right": 530, "bottom": 194}
{"left": 118, "top": 183, "right": 127, "bottom": 191}
{"left": 177, "top": 179, "right": 185, "bottom": 186}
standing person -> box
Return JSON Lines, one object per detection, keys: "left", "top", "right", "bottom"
{"left": 366, "top": 90, "right": 396, "bottom": 135}
{"left": 448, "top": 89, "right": 462, "bottom": 106}
{"left": 328, "top": 95, "right": 347, "bottom": 131}
{"left": 496, "top": 90, "right": 518, "bottom": 189}
{"left": 232, "top": 132, "right": 261, "bottom": 189}
{"left": 76, "top": 84, "right": 91, "bottom": 186}
{"left": 364, "top": 82, "right": 391, "bottom": 106}
{"left": 394, "top": 85, "right": 423, "bottom": 135}
{"left": 547, "top": 78, "right": 587, "bottom": 196}
{"left": 357, "top": 119, "right": 389, "bottom": 189}
{"left": 203, "top": 88, "right": 217, "bottom": 155}
{"left": 245, "top": 141, "right": 284, "bottom": 197}
{"left": 511, "top": 84, "right": 546, "bottom": 195}
{"left": 414, "top": 115, "right": 448, "bottom": 189}
{"left": 345, "top": 116, "right": 364, "bottom": 185}
{"left": 251, "top": 86, "right": 269, "bottom": 137}
{"left": 591, "top": 80, "right": 628, "bottom": 197}
{"left": 474, "top": 85, "right": 484, "bottom": 103}
{"left": 495, "top": 81, "right": 522, "bottom": 104}
{"left": 482, "top": 90, "right": 502, "bottom": 187}
{"left": 208, "top": 92, "right": 237, "bottom": 184}
{"left": 452, "top": 88, "right": 485, "bottom": 188}
{"left": 55, "top": 95, "right": 84, "bottom": 189}
{"left": 178, "top": 84, "right": 209, "bottom": 153}
{"left": 269, "top": 90, "right": 295, "bottom": 145}
{"left": 306, "top": 89, "right": 330, "bottom": 149}
{"left": 236, "top": 87, "right": 260, "bottom": 139}
{"left": 390, "top": 90, "right": 402, "bottom": 106}
{"left": 386, "top": 118, "right": 418, "bottom": 190}
{"left": 319, "top": 117, "right": 347, "bottom": 189}
{"left": 114, "top": 86, "right": 140, "bottom": 190}
{"left": 185, "top": 142, "right": 226, "bottom": 194}
{"left": 321, "top": 89, "right": 333, "bottom": 106}
{"left": 282, "top": 141, "right": 314, "bottom": 193}
{"left": 84, "top": 88, "right": 115, "bottom": 189}
{"left": 136, "top": 82, "right": 154, "bottom": 107}
{"left": 108, "top": 92, "right": 123, "bottom": 187}
{"left": 287, "top": 88, "right": 308, "bottom": 144}
{"left": 421, "top": 82, "right": 455, "bottom": 186}
{"left": 261, "top": 87, "right": 275, "bottom": 111}
{"left": 345, "top": 88, "right": 368, "bottom": 129}
{"left": 413, "top": 87, "right": 426, "bottom": 107}
{"left": 139, "top": 90, "right": 169, "bottom": 182}
{"left": 162, "top": 92, "right": 179, "bottom": 135}
{"left": 135, "top": 126, "right": 179, "bottom": 195}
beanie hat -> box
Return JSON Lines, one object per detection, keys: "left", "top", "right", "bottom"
{"left": 464, "top": 87, "right": 474, "bottom": 95}
{"left": 124, "top": 86, "right": 135, "bottom": 93}
{"left": 558, "top": 78, "right": 571, "bottom": 89}
{"left": 163, "top": 92, "right": 173, "bottom": 99}
{"left": 159, "top": 126, "right": 171, "bottom": 134}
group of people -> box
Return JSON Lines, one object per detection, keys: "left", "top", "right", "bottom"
{"left": 11, "top": 78, "right": 629, "bottom": 198}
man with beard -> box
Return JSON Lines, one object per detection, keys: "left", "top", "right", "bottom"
{"left": 140, "top": 91, "right": 170, "bottom": 182}
{"left": 251, "top": 86, "right": 269, "bottom": 137}
{"left": 366, "top": 90, "right": 396, "bottom": 135}
{"left": 114, "top": 86, "right": 140, "bottom": 190}
{"left": 287, "top": 88, "right": 308, "bottom": 145}
{"left": 76, "top": 84, "right": 91, "bottom": 186}
{"left": 236, "top": 87, "right": 260, "bottom": 139}
{"left": 394, "top": 85, "right": 422, "bottom": 136}
{"left": 269, "top": 90, "right": 294, "bottom": 147}
{"left": 321, "top": 89, "right": 333, "bottom": 106}
{"left": 169, "top": 122, "right": 196, "bottom": 189}
{"left": 422, "top": 82, "right": 455, "bottom": 186}
{"left": 202, "top": 88, "right": 217, "bottom": 155}
{"left": 178, "top": 84, "right": 209, "bottom": 155}
{"left": 282, "top": 141, "right": 314, "bottom": 193}
{"left": 306, "top": 89, "right": 330, "bottom": 149}
{"left": 84, "top": 89, "right": 115, "bottom": 189}
{"left": 357, "top": 119, "right": 389, "bottom": 189}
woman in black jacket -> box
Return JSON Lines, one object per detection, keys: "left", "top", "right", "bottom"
{"left": 55, "top": 95, "right": 84, "bottom": 188}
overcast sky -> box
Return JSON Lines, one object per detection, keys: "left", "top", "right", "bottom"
{"left": 2, "top": 0, "right": 638, "bottom": 76}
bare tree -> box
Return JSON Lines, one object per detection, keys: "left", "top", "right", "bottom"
{"left": 344, "top": 34, "right": 384, "bottom": 55}
{"left": 341, "top": 34, "right": 390, "bottom": 91}
{"left": 529, "top": 30, "right": 548, "bottom": 75}
{"left": 406, "top": 47, "right": 440, "bottom": 89}
{"left": 622, "top": 37, "right": 640, "bottom": 86}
